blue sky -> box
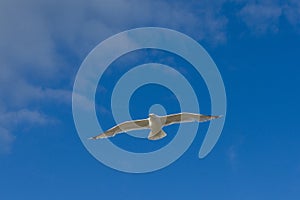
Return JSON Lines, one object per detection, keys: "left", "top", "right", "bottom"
{"left": 1, "top": 0, "right": 300, "bottom": 199}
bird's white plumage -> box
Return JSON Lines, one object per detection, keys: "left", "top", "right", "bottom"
{"left": 89, "top": 112, "right": 221, "bottom": 140}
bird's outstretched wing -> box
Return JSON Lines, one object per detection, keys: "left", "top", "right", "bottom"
{"left": 161, "top": 112, "right": 221, "bottom": 126}
{"left": 89, "top": 119, "right": 149, "bottom": 140}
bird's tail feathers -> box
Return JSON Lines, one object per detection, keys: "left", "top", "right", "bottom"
{"left": 148, "top": 129, "right": 167, "bottom": 140}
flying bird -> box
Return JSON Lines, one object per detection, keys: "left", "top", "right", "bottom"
{"left": 89, "top": 112, "right": 221, "bottom": 140}
{"left": 89, "top": 113, "right": 221, "bottom": 140}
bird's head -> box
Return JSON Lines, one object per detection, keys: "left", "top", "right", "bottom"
{"left": 149, "top": 113, "right": 157, "bottom": 118}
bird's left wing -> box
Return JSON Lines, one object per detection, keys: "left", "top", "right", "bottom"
{"left": 161, "top": 112, "right": 221, "bottom": 126}
{"left": 89, "top": 119, "right": 149, "bottom": 140}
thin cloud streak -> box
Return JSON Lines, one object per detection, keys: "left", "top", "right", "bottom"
{"left": 237, "top": 0, "right": 300, "bottom": 34}
{"left": 0, "top": 127, "right": 15, "bottom": 155}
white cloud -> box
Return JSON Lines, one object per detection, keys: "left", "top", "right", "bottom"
{"left": 237, "top": 0, "right": 300, "bottom": 35}
{"left": 72, "top": 92, "right": 94, "bottom": 112}
{"left": 0, "top": 108, "right": 54, "bottom": 130}
{"left": 0, "top": 0, "right": 300, "bottom": 153}
{"left": 1, "top": 0, "right": 226, "bottom": 153}
{"left": 0, "top": 127, "right": 15, "bottom": 154}
{"left": 283, "top": 0, "right": 300, "bottom": 30}
{"left": 0, "top": 109, "right": 51, "bottom": 126}
{"left": 0, "top": 1, "right": 228, "bottom": 107}
{"left": 0, "top": 108, "right": 55, "bottom": 154}
{"left": 238, "top": 1, "right": 282, "bottom": 34}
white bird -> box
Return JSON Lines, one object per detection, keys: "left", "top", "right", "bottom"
{"left": 89, "top": 112, "right": 222, "bottom": 140}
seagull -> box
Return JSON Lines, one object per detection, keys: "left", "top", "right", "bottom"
{"left": 89, "top": 112, "right": 222, "bottom": 141}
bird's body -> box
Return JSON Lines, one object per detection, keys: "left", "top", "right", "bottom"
{"left": 89, "top": 112, "right": 221, "bottom": 140}
{"left": 147, "top": 113, "right": 166, "bottom": 140}
{"left": 148, "top": 113, "right": 163, "bottom": 133}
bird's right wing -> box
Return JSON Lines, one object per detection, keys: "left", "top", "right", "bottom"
{"left": 161, "top": 112, "right": 221, "bottom": 126}
{"left": 89, "top": 119, "right": 149, "bottom": 140}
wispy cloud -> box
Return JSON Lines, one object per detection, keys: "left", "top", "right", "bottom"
{"left": 0, "top": 109, "right": 52, "bottom": 127}
{"left": 0, "top": 127, "right": 15, "bottom": 155}
{"left": 283, "top": 0, "right": 300, "bottom": 31}
{"left": 227, "top": 145, "right": 238, "bottom": 169}
{"left": 226, "top": 135, "right": 245, "bottom": 171}
{"left": 1, "top": 0, "right": 300, "bottom": 154}
{"left": 236, "top": 0, "right": 300, "bottom": 35}
{"left": 0, "top": 105, "right": 63, "bottom": 154}
{"left": 0, "top": 109, "right": 55, "bottom": 154}
{"left": 239, "top": 1, "right": 282, "bottom": 34}
{"left": 0, "top": 0, "right": 229, "bottom": 154}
